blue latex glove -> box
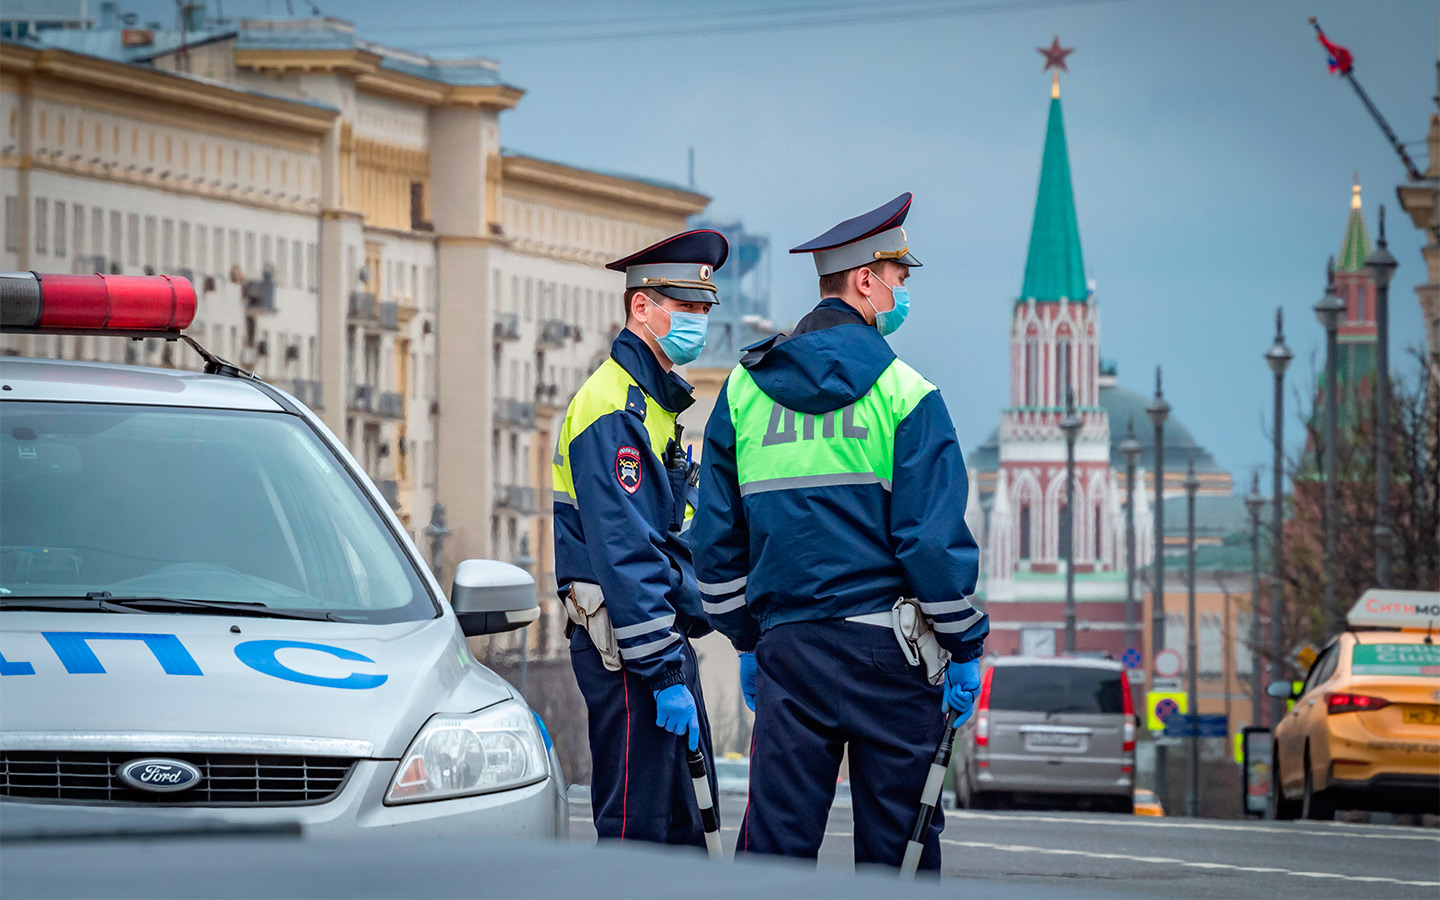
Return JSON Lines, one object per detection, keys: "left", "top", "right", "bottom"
{"left": 944, "top": 659, "right": 983, "bottom": 728}
{"left": 738, "top": 652, "right": 757, "bottom": 712}
{"left": 654, "top": 684, "right": 700, "bottom": 751}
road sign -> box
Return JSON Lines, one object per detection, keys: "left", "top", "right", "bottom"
{"left": 1121, "top": 647, "right": 1142, "bottom": 669}
{"left": 1164, "top": 713, "right": 1228, "bottom": 739}
{"left": 1154, "top": 648, "right": 1183, "bottom": 679}
{"left": 1146, "top": 690, "right": 1187, "bottom": 731}
{"left": 1126, "top": 668, "right": 1147, "bottom": 685}
{"left": 1288, "top": 642, "right": 1319, "bottom": 674}
{"left": 1152, "top": 676, "right": 1183, "bottom": 692}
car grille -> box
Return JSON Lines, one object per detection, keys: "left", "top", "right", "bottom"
{"left": 0, "top": 751, "right": 357, "bottom": 806}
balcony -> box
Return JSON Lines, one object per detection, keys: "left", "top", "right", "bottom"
{"left": 348, "top": 291, "right": 377, "bottom": 322}
{"left": 494, "top": 398, "right": 536, "bottom": 429}
{"left": 244, "top": 276, "right": 277, "bottom": 313}
{"left": 348, "top": 384, "right": 376, "bottom": 414}
{"left": 289, "top": 379, "right": 323, "bottom": 410}
{"left": 379, "top": 301, "right": 399, "bottom": 332}
{"left": 538, "top": 319, "right": 574, "bottom": 349}
{"left": 378, "top": 479, "right": 400, "bottom": 509}
{"left": 493, "top": 313, "right": 520, "bottom": 343}
{"left": 494, "top": 484, "right": 536, "bottom": 515}
{"left": 378, "top": 391, "right": 405, "bottom": 420}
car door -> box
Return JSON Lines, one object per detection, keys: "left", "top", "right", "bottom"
{"left": 1279, "top": 644, "right": 1338, "bottom": 795}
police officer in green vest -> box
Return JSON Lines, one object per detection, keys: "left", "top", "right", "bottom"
{"left": 553, "top": 229, "right": 728, "bottom": 845}
{"left": 690, "top": 194, "right": 988, "bottom": 869}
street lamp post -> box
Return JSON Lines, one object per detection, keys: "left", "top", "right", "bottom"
{"left": 1184, "top": 453, "right": 1200, "bottom": 818}
{"left": 1366, "top": 206, "right": 1398, "bottom": 588}
{"left": 1146, "top": 367, "right": 1171, "bottom": 809}
{"left": 1314, "top": 259, "right": 1347, "bottom": 636}
{"left": 1121, "top": 416, "right": 1144, "bottom": 656}
{"left": 1265, "top": 309, "right": 1292, "bottom": 727}
{"left": 423, "top": 502, "right": 450, "bottom": 581}
{"left": 1244, "top": 473, "right": 1266, "bottom": 726}
{"left": 1061, "top": 388, "right": 1084, "bottom": 653}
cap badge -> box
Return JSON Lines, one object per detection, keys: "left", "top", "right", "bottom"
{"left": 699, "top": 265, "right": 712, "bottom": 282}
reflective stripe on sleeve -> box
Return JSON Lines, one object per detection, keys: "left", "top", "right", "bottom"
{"left": 612, "top": 613, "right": 676, "bottom": 640}
{"left": 553, "top": 490, "right": 577, "bottom": 507}
{"left": 920, "top": 598, "right": 974, "bottom": 616}
{"left": 619, "top": 631, "right": 680, "bottom": 660}
{"left": 932, "top": 610, "right": 985, "bottom": 633}
{"left": 738, "top": 472, "right": 891, "bottom": 497}
{"left": 702, "top": 595, "right": 747, "bottom": 615}
{"left": 698, "top": 575, "right": 747, "bottom": 596}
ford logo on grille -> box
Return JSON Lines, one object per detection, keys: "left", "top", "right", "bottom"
{"left": 116, "top": 758, "right": 202, "bottom": 793}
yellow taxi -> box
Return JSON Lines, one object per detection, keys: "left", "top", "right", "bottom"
{"left": 1270, "top": 590, "right": 1440, "bottom": 820}
{"left": 1133, "top": 788, "right": 1165, "bottom": 817}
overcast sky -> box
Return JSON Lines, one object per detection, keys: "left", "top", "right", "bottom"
{"left": 135, "top": 0, "right": 1438, "bottom": 486}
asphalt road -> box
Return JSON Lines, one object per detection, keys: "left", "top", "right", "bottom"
{"left": 569, "top": 793, "right": 1440, "bottom": 899}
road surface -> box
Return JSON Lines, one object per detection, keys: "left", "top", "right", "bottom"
{"left": 569, "top": 792, "right": 1440, "bottom": 898}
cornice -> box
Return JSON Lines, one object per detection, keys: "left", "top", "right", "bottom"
{"left": 235, "top": 47, "right": 523, "bottom": 110}
{"left": 0, "top": 45, "right": 336, "bottom": 137}
{"left": 502, "top": 154, "right": 708, "bottom": 218}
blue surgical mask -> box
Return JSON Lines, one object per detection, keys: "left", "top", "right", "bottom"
{"left": 865, "top": 272, "right": 910, "bottom": 337}
{"left": 646, "top": 302, "right": 709, "bottom": 365}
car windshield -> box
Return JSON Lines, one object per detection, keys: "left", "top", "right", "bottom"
{"left": 989, "top": 665, "right": 1124, "bottom": 714}
{"left": 0, "top": 401, "right": 433, "bottom": 623}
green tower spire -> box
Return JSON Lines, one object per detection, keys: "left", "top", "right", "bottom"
{"left": 1336, "top": 178, "right": 1373, "bottom": 272}
{"left": 1020, "top": 77, "right": 1087, "bottom": 303}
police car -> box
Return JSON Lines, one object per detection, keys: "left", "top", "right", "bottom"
{"left": 0, "top": 272, "right": 565, "bottom": 837}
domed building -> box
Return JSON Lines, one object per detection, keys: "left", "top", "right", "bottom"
{"left": 964, "top": 69, "right": 1233, "bottom": 659}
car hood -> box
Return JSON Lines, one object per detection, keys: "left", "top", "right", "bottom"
{"left": 0, "top": 612, "right": 515, "bottom": 759}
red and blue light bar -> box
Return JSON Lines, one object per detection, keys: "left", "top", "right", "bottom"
{"left": 0, "top": 272, "right": 196, "bottom": 335}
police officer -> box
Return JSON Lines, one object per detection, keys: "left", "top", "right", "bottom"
{"left": 553, "top": 229, "right": 728, "bottom": 846}
{"left": 690, "top": 194, "right": 987, "bottom": 870}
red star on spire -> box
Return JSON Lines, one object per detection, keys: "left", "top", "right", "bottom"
{"left": 1038, "top": 36, "right": 1074, "bottom": 72}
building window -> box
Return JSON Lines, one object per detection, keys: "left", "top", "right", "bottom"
{"left": 143, "top": 216, "right": 157, "bottom": 268}
{"left": 53, "top": 202, "right": 66, "bottom": 259}
{"left": 161, "top": 218, "right": 174, "bottom": 270}
{"left": 33, "top": 199, "right": 48, "bottom": 255}
{"left": 91, "top": 207, "right": 102, "bottom": 257}
{"left": 277, "top": 238, "right": 288, "bottom": 285}
{"left": 127, "top": 213, "right": 140, "bottom": 266}
{"left": 1024, "top": 334, "right": 1039, "bottom": 406}
{"left": 1019, "top": 503, "right": 1031, "bottom": 560}
{"left": 292, "top": 241, "right": 303, "bottom": 289}
{"left": 244, "top": 231, "right": 256, "bottom": 275}
{"left": 110, "top": 211, "right": 122, "bottom": 265}
{"left": 72, "top": 211, "right": 83, "bottom": 269}
{"left": 524, "top": 279, "right": 533, "bottom": 321}
{"left": 197, "top": 225, "right": 207, "bottom": 274}
{"left": 306, "top": 243, "right": 317, "bottom": 292}
{"left": 1055, "top": 337, "right": 1071, "bottom": 405}
{"left": 1094, "top": 504, "right": 1103, "bottom": 562}
{"left": 262, "top": 234, "right": 273, "bottom": 273}
{"left": 179, "top": 221, "right": 190, "bottom": 268}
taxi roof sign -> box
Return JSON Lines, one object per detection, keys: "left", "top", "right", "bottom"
{"left": 1347, "top": 590, "right": 1440, "bottom": 630}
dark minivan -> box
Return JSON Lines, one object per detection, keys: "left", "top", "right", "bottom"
{"left": 955, "top": 657, "right": 1135, "bottom": 813}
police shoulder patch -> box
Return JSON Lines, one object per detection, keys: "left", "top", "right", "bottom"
{"left": 615, "top": 446, "right": 642, "bottom": 494}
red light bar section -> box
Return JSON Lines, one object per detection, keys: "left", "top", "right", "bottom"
{"left": 37, "top": 274, "right": 196, "bottom": 332}
{"left": 0, "top": 272, "right": 195, "bottom": 334}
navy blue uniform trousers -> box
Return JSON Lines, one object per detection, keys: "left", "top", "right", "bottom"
{"left": 570, "top": 626, "right": 717, "bottom": 846}
{"left": 738, "top": 619, "right": 945, "bottom": 870}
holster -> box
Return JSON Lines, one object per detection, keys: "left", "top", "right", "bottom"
{"left": 563, "top": 582, "right": 622, "bottom": 672}
{"left": 892, "top": 598, "right": 951, "bottom": 686}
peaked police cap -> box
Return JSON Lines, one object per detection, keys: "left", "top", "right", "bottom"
{"left": 606, "top": 229, "right": 729, "bottom": 305}
{"left": 790, "top": 192, "right": 922, "bottom": 276}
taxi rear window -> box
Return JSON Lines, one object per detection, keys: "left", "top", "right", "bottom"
{"left": 1350, "top": 643, "right": 1440, "bottom": 678}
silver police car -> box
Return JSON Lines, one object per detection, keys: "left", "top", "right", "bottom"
{"left": 0, "top": 273, "right": 565, "bottom": 838}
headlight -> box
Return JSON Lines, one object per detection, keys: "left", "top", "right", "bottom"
{"left": 385, "top": 700, "right": 548, "bottom": 804}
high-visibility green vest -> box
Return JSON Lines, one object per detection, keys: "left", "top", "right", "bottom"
{"left": 553, "top": 358, "right": 678, "bottom": 505}
{"left": 725, "top": 359, "right": 936, "bottom": 496}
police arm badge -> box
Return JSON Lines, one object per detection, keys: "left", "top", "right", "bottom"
{"left": 615, "top": 446, "right": 642, "bottom": 494}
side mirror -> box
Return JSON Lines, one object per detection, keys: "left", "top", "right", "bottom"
{"left": 450, "top": 559, "right": 539, "bottom": 637}
{"left": 1265, "top": 680, "right": 1297, "bottom": 700}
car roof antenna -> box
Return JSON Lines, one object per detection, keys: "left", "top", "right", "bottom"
{"left": 181, "top": 334, "right": 256, "bottom": 380}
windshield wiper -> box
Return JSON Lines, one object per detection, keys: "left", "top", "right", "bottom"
{"left": 0, "top": 593, "right": 340, "bottom": 621}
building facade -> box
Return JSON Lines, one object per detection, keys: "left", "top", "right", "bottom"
{"left": 1, "top": 13, "right": 708, "bottom": 638}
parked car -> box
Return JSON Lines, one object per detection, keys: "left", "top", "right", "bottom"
{"left": 1133, "top": 787, "right": 1164, "bottom": 816}
{"left": 1269, "top": 590, "right": 1440, "bottom": 820}
{"left": 955, "top": 656, "right": 1135, "bottom": 813}
{"left": 0, "top": 273, "right": 566, "bottom": 839}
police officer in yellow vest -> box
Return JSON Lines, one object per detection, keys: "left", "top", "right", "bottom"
{"left": 690, "top": 195, "right": 988, "bottom": 869}
{"left": 553, "top": 229, "right": 728, "bottom": 845}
